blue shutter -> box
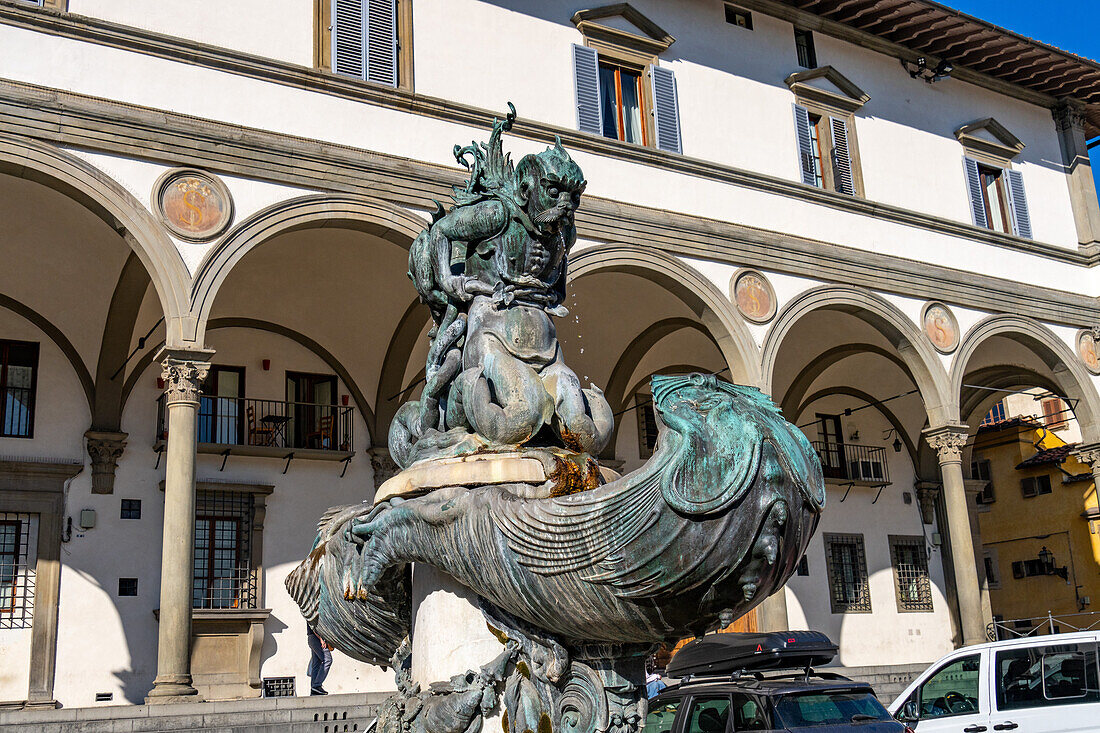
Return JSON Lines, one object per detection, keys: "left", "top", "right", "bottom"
{"left": 963, "top": 157, "right": 988, "bottom": 228}
{"left": 1005, "top": 168, "right": 1033, "bottom": 239}
{"left": 793, "top": 105, "right": 816, "bottom": 186}
{"left": 650, "top": 65, "right": 682, "bottom": 154}
{"left": 830, "top": 117, "right": 855, "bottom": 196}
{"left": 366, "top": 0, "right": 398, "bottom": 87}
{"left": 332, "top": 0, "right": 366, "bottom": 79}
{"left": 572, "top": 44, "right": 602, "bottom": 136}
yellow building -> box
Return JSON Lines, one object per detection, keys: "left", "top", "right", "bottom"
{"left": 972, "top": 414, "right": 1100, "bottom": 637}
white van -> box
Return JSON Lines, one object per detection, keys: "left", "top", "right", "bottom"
{"left": 887, "top": 631, "right": 1100, "bottom": 732}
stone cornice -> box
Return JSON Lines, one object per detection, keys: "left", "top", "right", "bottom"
{"left": 2, "top": 80, "right": 1099, "bottom": 328}
{"left": 0, "top": 4, "right": 1096, "bottom": 264}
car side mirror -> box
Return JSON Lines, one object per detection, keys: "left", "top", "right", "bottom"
{"left": 896, "top": 699, "right": 919, "bottom": 723}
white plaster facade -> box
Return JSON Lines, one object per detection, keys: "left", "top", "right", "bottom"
{"left": 1, "top": 0, "right": 1100, "bottom": 711}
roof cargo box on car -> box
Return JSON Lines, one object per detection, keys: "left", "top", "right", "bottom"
{"left": 667, "top": 631, "right": 837, "bottom": 677}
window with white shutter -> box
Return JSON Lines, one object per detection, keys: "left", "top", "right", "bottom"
{"left": 650, "top": 65, "right": 682, "bottom": 154}
{"left": 319, "top": 0, "right": 408, "bottom": 89}
{"left": 793, "top": 104, "right": 821, "bottom": 187}
{"left": 570, "top": 6, "right": 678, "bottom": 150}
{"left": 955, "top": 119, "right": 1029, "bottom": 236}
{"left": 830, "top": 117, "right": 855, "bottom": 196}
{"left": 963, "top": 157, "right": 989, "bottom": 228}
{"left": 786, "top": 67, "right": 868, "bottom": 196}
{"left": 793, "top": 104, "right": 861, "bottom": 195}
{"left": 1005, "top": 168, "right": 1033, "bottom": 239}
{"left": 963, "top": 158, "right": 1030, "bottom": 238}
{"left": 572, "top": 44, "right": 603, "bottom": 137}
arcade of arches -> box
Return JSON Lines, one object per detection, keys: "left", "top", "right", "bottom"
{"left": 3, "top": 143, "right": 1100, "bottom": 705}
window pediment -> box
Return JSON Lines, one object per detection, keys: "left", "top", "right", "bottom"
{"left": 572, "top": 3, "right": 675, "bottom": 59}
{"left": 785, "top": 66, "right": 870, "bottom": 115}
{"left": 955, "top": 118, "right": 1025, "bottom": 162}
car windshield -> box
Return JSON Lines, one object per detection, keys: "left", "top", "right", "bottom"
{"left": 774, "top": 691, "right": 892, "bottom": 727}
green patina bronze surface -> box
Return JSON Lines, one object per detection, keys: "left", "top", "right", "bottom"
{"left": 286, "top": 108, "right": 825, "bottom": 733}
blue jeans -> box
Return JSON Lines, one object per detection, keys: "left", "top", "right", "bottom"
{"left": 307, "top": 628, "right": 332, "bottom": 691}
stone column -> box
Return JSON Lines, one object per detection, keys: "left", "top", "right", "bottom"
{"left": 1054, "top": 99, "right": 1100, "bottom": 247}
{"left": 924, "top": 424, "right": 985, "bottom": 646}
{"left": 755, "top": 589, "right": 789, "bottom": 632}
{"left": 147, "top": 350, "right": 211, "bottom": 703}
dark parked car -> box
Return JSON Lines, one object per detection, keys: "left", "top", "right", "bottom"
{"left": 647, "top": 631, "right": 908, "bottom": 733}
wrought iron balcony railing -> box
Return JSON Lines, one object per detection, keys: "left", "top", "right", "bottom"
{"left": 156, "top": 396, "right": 353, "bottom": 455}
{"left": 810, "top": 441, "right": 891, "bottom": 487}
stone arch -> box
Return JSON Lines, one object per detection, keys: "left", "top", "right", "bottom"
{"left": 760, "top": 285, "right": 952, "bottom": 425}
{"left": 569, "top": 245, "right": 761, "bottom": 387}
{"left": 0, "top": 134, "right": 191, "bottom": 345}
{"left": 779, "top": 343, "right": 911, "bottom": 419}
{"left": 374, "top": 299, "right": 431, "bottom": 444}
{"left": 190, "top": 194, "right": 427, "bottom": 339}
{"left": 120, "top": 319, "right": 375, "bottom": 441}
{"left": 794, "top": 386, "right": 919, "bottom": 466}
{"left": 950, "top": 314, "right": 1100, "bottom": 443}
{"left": 0, "top": 293, "right": 94, "bottom": 414}
{"left": 604, "top": 318, "right": 717, "bottom": 414}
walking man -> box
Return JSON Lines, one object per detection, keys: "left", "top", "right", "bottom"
{"left": 307, "top": 625, "right": 332, "bottom": 695}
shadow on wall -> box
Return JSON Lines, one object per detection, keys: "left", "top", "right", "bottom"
{"left": 476, "top": 0, "right": 1067, "bottom": 175}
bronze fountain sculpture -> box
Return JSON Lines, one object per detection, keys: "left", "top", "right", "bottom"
{"left": 287, "top": 106, "right": 825, "bottom": 733}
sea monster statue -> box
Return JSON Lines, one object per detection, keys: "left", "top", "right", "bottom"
{"left": 287, "top": 106, "right": 825, "bottom": 733}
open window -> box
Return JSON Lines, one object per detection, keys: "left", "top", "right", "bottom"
{"left": 957, "top": 118, "right": 1032, "bottom": 238}
{"left": 314, "top": 0, "right": 413, "bottom": 89}
{"left": 571, "top": 4, "right": 681, "bottom": 153}
{"left": 786, "top": 66, "right": 868, "bottom": 196}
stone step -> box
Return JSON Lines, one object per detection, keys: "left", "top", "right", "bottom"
{"left": 830, "top": 663, "right": 928, "bottom": 704}
{"left": 0, "top": 692, "right": 387, "bottom": 733}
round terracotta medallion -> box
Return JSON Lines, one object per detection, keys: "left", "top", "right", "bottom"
{"left": 153, "top": 168, "right": 233, "bottom": 242}
{"left": 1077, "top": 329, "right": 1100, "bottom": 375}
{"left": 730, "top": 269, "right": 776, "bottom": 324}
{"left": 921, "top": 301, "right": 959, "bottom": 354}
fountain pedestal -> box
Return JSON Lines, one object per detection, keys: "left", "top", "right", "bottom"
{"left": 410, "top": 564, "right": 504, "bottom": 687}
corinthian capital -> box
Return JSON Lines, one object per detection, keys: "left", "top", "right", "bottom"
{"left": 923, "top": 424, "right": 970, "bottom": 463}
{"left": 1073, "top": 443, "right": 1100, "bottom": 474}
{"left": 85, "top": 430, "right": 127, "bottom": 494}
{"left": 156, "top": 347, "right": 214, "bottom": 405}
{"left": 1053, "top": 99, "right": 1088, "bottom": 132}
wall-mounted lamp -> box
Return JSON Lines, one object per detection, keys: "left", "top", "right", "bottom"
{"left": 1038, "top": 546, "right": 1069, "bottom": 581}
{"left": 883, "top": 428, "right": 903, "bottom": 453}
{"left": 902, "top": 56, "right": 953, "bottom": 83}
{"left": 342, "top": 394, "right": 350, "bottom": 406}
{"left": 156, "top": 377, "right": 165, "bottom": 390}
{"left": 262, "top": 359, "right": 271, "bottom": 371}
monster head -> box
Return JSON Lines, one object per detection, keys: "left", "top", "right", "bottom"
{"left": 649, "top": 373, "right": 825, "bottom": 516}
{"left": 515, "top": 137, "right": 587, "bottom": 235}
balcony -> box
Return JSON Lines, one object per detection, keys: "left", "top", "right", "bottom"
{"left": 156, "top": 396, "right": 354, "bottom": 465}
{"left": 811, "top": 441, "right": 891, "bottom": 491}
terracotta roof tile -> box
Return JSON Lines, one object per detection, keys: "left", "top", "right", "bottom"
{"left": 1016, "top": 443, "right": 1078, "bottom": 469}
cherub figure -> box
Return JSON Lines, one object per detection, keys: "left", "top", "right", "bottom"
{"left": 390, "top": 105, "right": 612, "bottom": 466}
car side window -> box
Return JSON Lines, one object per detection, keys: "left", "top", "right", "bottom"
{"left": 646, "top": 699, "right": 682, "bottom": 733}
{"left": 918, "top": 654, "right": 981, "bottom": 719}
{"left": 686, "top": 696, "right": 731, "bottom": 733}
{"left": 731, "top": 693, "right": 768, "bottom": 731}
{"left": 996, "top": 643, "right": 1099, "bottom": 711}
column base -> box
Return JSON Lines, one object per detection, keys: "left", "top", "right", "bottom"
{"left": 21, "top": 698, "right": 60, "bottom": 710}
{"left": 145, "top": 675, "right": 201, "bottom": 704}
